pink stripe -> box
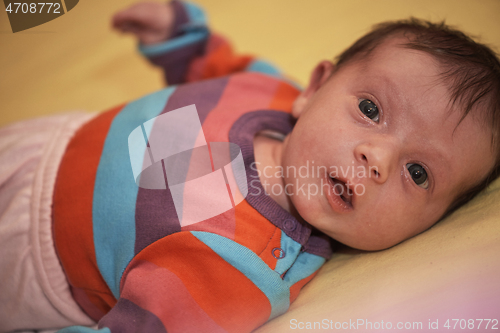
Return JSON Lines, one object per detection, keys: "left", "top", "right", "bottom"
{"left": 202, "top": 73, "right": 280, "bottom": 143}
{"left": 121, "top": 260, "right": 225, "bottom": 333}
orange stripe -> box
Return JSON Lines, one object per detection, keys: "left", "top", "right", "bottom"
{"left": 53, "top": 104, "right": 124, "bottom": 317}
{"left": 289, "top": 271, "right": 318, "bottom": 304}
{"left": 187, "top": 33, "right": 254, "bottom": 82}
{"left": 70, "top": 286, "right": 107, "bottom": 322}
{"left": 202, "top": 34, "right": 254, "bottom": 80}
{"left": 234, "top": 201, "right": 280, "bottom": 270}
{"left": 257, "top": 228, "right": 282, "bottom": 271}
{"left": 132, "top": 232, "right": 272, "bottom": 332}
{"left": 268, "top": 81, "right": 300, "bottom": 112}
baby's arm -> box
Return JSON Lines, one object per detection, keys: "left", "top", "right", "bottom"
{"left": 113, "top": 1, "right": 285, "bottom": 85}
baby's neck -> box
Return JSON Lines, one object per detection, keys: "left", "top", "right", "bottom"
{"left": 253, "top": 132, "right": 292, "bottom": 212}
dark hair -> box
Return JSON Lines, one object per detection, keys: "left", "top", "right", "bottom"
{"left": 334, "top": 18, "right": 500, "bottom": 215}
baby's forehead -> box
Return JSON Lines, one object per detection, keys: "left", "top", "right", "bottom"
{"left": 352, "top": 36, "right": 494, "bottom": 130}
{"left": 344, "top": 40, "right": 486, "bottom": 126}
{"left": 358, "top": 37, "right": 439, "bottom": 72}
{"left": 342, "top": 41, "right": 448, "bottom": 107}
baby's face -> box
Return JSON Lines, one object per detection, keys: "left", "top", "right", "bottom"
{"left": 281, "top": 39, "right": 495, "bottom": 250}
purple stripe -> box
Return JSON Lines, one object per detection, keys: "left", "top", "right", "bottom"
{"left": 160, "top": 76, "right": 228, "bottom": 122}
{"left": 134, "top": 77, "right": 229, "bottom": 254}
{"left": 304, "top": 233, "right": 335, "bottom": 259}
{"left": 150, "top": 39, "right": 207, "bottom": 85}
{"left": 150, "top": 0, "right": 204, "bottom": 85}
{"left": 99, "top": 298, "right": 167, "bottom": 333}
{"left": 170, "top": 0, "right": 189, "bottom": 39}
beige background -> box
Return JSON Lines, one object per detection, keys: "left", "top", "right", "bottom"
{"left": 1, "top": 0, "right": 499, "bottom": 126}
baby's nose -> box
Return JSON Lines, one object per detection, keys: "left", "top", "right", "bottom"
{"left": 353, "top": 141, "right": 395, "bottom": 184}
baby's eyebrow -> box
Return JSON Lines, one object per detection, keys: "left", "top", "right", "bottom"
{"left": 379, "top": 75, "right": 399, "bottom": 93}
{"left": 365, "top": 73, "right": 404, "bottom": 112}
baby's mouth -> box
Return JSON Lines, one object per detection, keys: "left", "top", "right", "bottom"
{"left": 328, "top": 176, "right": 353, "bottom": 205}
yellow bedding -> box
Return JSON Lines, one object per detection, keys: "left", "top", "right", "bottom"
{"left": 1, "top": 1, "right": 499, "bottom": 332}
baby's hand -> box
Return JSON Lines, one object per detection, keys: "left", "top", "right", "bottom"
{"left": 112, "top": 2, "right": 174, "bottom": 45}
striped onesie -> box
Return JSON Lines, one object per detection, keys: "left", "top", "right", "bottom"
{"left": 51, "top": 1, "right": 333, "bottom": 332}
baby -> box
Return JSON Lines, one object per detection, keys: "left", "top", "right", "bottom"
{"left": 1, "top": 1, "right": 499, "bottom": 332}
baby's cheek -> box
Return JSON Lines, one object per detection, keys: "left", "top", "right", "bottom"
{"left": 291, "top": 191, "right": 324, "bottom": 224}
{"left": 382, "top": 209, "right": 429, "bottom": 242}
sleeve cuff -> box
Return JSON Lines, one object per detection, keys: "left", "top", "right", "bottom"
{"left": 139, "top": 0, "right": 209, "bottom": 58}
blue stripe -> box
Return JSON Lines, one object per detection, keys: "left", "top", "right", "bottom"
{"left": 246, "top": 59, "right": 282, "bottom": 78}
{"left": 274, "top": 231, "right": 302, "bottom": 275}
{"left": 128, "top": 125, "right": 150, "bottom": 184}
{"left": 93, "top": 87, "right": 176, "bottom": 298}
{"left": 183, "top": 1, "right": 207, "bottom": 26}
{"left": 57, "top": 326, "right": 111, "bottom": 333}
{"left": 139, "top": 30, "right": 208, "bottom": 57}
{"left": 283, "top": 251, "right": 325, "bottom": 285}
{"left": 191, "top": 231, "right": 290, "bottom": 320}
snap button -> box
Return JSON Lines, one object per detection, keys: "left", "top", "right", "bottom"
{"left": 283, "top": 219, "right": 296, "bottom": 232}
{"left": 272, "top": 247, "right": 286, "bottom": 259}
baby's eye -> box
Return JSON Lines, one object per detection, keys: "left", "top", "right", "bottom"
{"left": 358, "top": 99, "right": 379, "bottom": 122}
{"left": 406, "top": 163, "right": 429, "bottom": 189}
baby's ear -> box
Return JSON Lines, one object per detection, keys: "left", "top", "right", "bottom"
{"left": 292, "top": 60, "right": 335, "bottom": 118}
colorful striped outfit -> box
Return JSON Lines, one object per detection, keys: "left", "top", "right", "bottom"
{"left": 51, "top": 1, "right": 333, "bottom": 332}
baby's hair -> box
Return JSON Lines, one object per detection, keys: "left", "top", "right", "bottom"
{"left": 334, "top": 18, "right": 500, "bottom": 215}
